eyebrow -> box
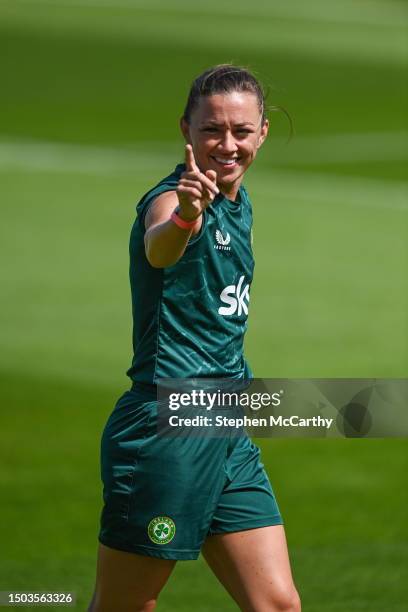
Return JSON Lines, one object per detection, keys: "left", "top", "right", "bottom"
{"left": 200, "top": 121, "right": 255, "bottom": 128}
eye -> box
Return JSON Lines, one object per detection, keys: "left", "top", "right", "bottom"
{"left": 201, "top": 127, "right": 218, "bottom": 133}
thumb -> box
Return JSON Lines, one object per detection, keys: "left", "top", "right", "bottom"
{"left": 205, "top": 169, "right": 217, "bottom": 183}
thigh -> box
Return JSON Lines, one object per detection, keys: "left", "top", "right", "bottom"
{"left": 88, "top": 543, "right": 176, "bottom": 612}
{"left": 202, "top": 526, "right": 300, "bottom": 612}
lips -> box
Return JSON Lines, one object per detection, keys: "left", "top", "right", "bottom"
{"left": 211, "top": 156, "right": 240, "bottom": 168}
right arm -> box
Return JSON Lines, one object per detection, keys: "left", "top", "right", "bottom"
{"left": 144, "top": 145, "right": 218, "bottom": 268}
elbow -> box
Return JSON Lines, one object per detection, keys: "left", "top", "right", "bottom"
{"left": 144, "top": 231, "right": 182, "bottom": 268}
{"left": 146, "top": 249, "right": 164, "bottom": 268}
{"left": 147, "top": 255, "right": 165, "bottom": 269}
{"left": 145, "top": 247, "right": 178, "bottom": 269}
{"left": 144, "top": 234, "right": 165, "bottom": 268}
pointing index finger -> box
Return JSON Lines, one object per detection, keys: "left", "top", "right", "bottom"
{"left": 185, "top": 144, "right": 198, "bottom": 172}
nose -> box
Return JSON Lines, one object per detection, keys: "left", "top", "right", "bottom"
{"left": 217, "top": 130, "right": 238, "bottom": 154}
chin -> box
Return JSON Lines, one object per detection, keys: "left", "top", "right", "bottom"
{"left": 219, "top": 166, "right": 245, "bottom": 183}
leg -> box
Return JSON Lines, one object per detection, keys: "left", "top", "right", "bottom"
{"left": 88, "top": 543, "right": 176, "bottom": 612}
{"left": 202, "top": 525, "right": 301, "bottom": 612}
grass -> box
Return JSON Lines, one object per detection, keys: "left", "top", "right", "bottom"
{"left": 0, "top": 1, "right": 407, "bottom": 610}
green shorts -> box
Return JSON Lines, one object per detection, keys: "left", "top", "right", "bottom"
{"left": 98, "top": 389, "right": 283, "bottom": 560}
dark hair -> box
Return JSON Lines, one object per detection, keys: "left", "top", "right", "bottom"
{"left": 183, "top": 64, "right": 266, "bottom": 124}
{"left": 182, "top": 64, "right": 294, "bottom": 139}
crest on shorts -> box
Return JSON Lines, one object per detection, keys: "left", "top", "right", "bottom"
{"left": 148, "top": 516, "right": 176, "bottom": 545}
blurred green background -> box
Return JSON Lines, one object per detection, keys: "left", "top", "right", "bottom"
{"left": 0, "top": 0, "right": 407, "bottom": 610}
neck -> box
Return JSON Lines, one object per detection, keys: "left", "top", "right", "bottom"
{"left": 219, "top": 178, "right": 242, "bottom": 202}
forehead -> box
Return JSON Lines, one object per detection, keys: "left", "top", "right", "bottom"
{"left": 192, "top": 91, "right": 261, "bottom": 126}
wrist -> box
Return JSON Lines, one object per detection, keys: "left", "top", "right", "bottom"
{"left": 170, "top": 209, "right": 200, "bottom": 230}
{"left": 177, "top": 206, "right": 203, "bottom": 222}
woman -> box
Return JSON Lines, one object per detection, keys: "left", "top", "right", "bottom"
{"left": 89, "top": 65, "right": 301, "bottom": 612}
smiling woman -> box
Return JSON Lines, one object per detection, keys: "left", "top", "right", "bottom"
{"left": 180, "top": 65, "right": 268, "bottom": 201}
{"left": 180, "top": 90, "right": 268, "bottom": 201}
{"left": 88, "top": 64, "right": 301, "bottom": 612}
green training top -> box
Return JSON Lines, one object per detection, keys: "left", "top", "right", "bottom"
{"left": 126, "top": 163, "right": 254, "bottom": 384}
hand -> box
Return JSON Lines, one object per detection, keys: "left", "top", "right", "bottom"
{"left": 176, "top": 144, "right": 219, "bottom": 221}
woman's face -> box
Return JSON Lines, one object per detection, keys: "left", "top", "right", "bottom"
{"left": 181, "top": 91, "right": 269, "bottom": 195}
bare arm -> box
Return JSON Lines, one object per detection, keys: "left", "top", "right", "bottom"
{"left": 144, "top": 191, "right": 198, "bottom": 268}
{"left": 144, "top": 145, "right": 218, "bottom": 268}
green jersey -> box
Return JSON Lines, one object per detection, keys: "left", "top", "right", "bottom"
{"left": 126, "top": 163, "right": 254, "bottom": 384}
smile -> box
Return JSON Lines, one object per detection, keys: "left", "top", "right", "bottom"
{"left": 211, "top": 156, "right": 240, "bottom": 167}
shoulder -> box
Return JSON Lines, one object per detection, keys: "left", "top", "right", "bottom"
{"left": 144, "top": 191, "right": 177, "bottom": 229}
{"left": 135, "top": 163, "right": 185, "bottom": 225}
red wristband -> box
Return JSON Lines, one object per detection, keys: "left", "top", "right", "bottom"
{"left": 170, "top": 210, "right": 199, "bottom": 230}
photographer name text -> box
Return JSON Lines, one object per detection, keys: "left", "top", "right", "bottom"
{"left": 168, "top": 415, "right": 334, "bottom": 429}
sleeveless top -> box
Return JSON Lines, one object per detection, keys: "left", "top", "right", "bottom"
{"left": 126, "top": 163, "right": 255, "bottom": 385}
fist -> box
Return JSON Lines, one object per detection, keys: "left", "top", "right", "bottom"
{"left": 176, "top": 144, "right": 219, "bottom": 221}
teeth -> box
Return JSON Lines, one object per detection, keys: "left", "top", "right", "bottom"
{"left": 214, "top": 157, "right": 237, "bottom": 165}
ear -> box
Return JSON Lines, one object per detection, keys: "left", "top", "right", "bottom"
{"left": 180, "top": 117, "right": 191, "bottom": 143}
{"left": 257, "top": 118, "right": 269, "bottom": 149}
